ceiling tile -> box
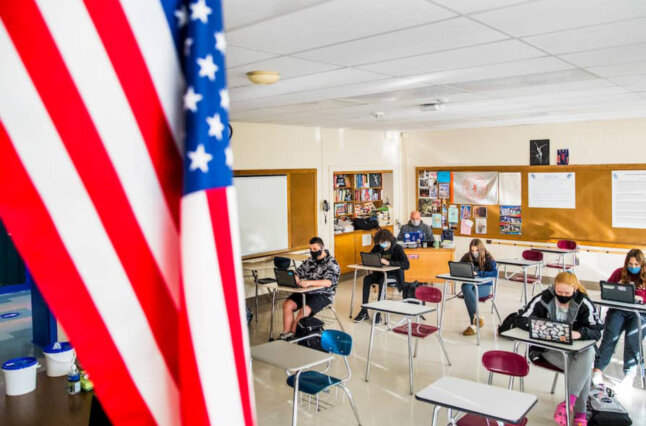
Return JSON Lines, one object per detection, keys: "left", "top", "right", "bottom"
{"left": 524, "top": 18, "right": 646, "bottom": 54}
{"left": 587, "top": 60, "right": 646, "bottom": 77}
{"left": 474, "top": 0, "right": 646, "bottom": 37}
{"left": 560, "top": 44, "right": 646, "bottom": 67}
{"left": 223, "top": 0, "right": 329, "bottom": 31}
{"left": 609, "top": 74, "right": 646, "bottom": 91}
{"left": 296, "top": 18, "right": 507, "bottom": 66}
{"left": 226, "top": 0, "right": 456, "bottom": 54}
{"left": 474, "top": 78, "right": 616, "bottom": 97}
{"left": 432, "top": 0, "right": 530, "bottom": 14}
{"left": 226, "top": 46, "right": 278, "bottom": 68}
{"left": 360, "top": 39, "right": 543, "bottom": 76}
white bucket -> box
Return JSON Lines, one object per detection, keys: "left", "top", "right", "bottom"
{"left": 43, "top": 342, "right": 75, "bottom": 377}
{"left": 2, "top": 357, "right": 40, "bottom": 396}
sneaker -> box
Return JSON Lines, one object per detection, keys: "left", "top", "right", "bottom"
{"left": 615, "top": 371, "right": 636, "bottom": 393}
{"left": 374, "top": 313, "right": 382, "bottom": 326}
{"left": 462, "top": 325, "right": 476, "bottom": 336}
{"left": 592, "top": 369, "right": 604, "bottom": 386}
{"left": 353, "top": 310, "right": 369, "bottom": 323}
{"left": 279, "top": 332, "right": 293, "bottom": 341}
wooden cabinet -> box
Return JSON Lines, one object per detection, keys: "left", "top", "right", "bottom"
{"left": 334, "top": 226, "right": 393, "bottom": 274}
{"left": 403, "top": 247, "right": 455, "bottom": 284}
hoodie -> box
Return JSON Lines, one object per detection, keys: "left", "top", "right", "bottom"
{"left": 397, "top": 220, "right": 434, "bottom": 242}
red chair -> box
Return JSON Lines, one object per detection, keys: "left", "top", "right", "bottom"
{"left": 545, "top": 240, "right": 577, "bottom": 272}
{"left": 391, "top": 286, "right": 451, "bottom": 365}
{"left": 456, "top": 281, "right": 502, "bottom": 325}
{"left": 456, "top": 351, "right": 530, "bottom": 426}
{"left": 531, "top": 357, "right": 563, "bottom": 394}
{"left": 505, "top": 250, "right": 545, "bottom": 300}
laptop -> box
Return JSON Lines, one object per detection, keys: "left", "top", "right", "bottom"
{"left": 274, "top": 268, "right": 299, "bottom": 288}
{"left": 448, "top": 261, "right": 475, "bottom": 279}
{"left": 360, "top": 252, "right": 382, "bottom": 267}
{"left": 600, "top": 281, "right": 637, "bottom": 304}
{"left": 403, "top": 231, "right": 424, "bottom": 243}
{"left": 529, "top": 317, "right": 572, "bottom": 345}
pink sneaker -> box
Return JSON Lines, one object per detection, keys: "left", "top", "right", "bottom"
{"left": 574, "top": 412, "right": 587, "bottom": 426}
{"left": 553, "top": 395, "right": 577, "bottom": 425}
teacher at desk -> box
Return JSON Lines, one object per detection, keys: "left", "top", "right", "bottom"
{"left": 397, "top": 210, "right": 434, "bottom": 243}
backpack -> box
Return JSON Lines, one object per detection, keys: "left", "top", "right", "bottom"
{"left": 352, "top": 217, "right": 379, "bottom": 230}
{"left": 497, "top": 310, "right": 528, "bottom": 334}
{"left": 587, "top": 385, "right": 632, "bottom": 426}
{"left": 294, "top": 317, "right": 325, "bottom": 352}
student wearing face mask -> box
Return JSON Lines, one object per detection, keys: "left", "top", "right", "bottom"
{"left": 518, "top": 272, "right": 602, "bottom": 426}
{"left": 280, "top": 237, "right": 340, "bottom": 340}
{"left": 592, "top": 248, "right": 646, "bottom": 390}
{"left": 397, "top": 210, "right": 434, "bottom": 243}
{"left": 459, "top": 239, "right": 497, "bottom": 335}
{"left": 353, "top": 229, "right": 410, "bottom": 324}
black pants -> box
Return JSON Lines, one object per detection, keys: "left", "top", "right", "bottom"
{"left": 362, "top": 272, "right": 408, "bottom": 304}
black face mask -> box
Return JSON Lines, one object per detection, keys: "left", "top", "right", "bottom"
{"left": 310, "top": 249, "right": 323, "bottom": 260}
{"left": 555, "top": 294, "right": 573, "bottom": 304}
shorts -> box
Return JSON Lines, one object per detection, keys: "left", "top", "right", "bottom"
{"left": 287, "top": 292, "right": 332, "bottom": 316}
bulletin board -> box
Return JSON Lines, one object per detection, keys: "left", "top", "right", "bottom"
{"left": 415, "top": 164, "right": 646, "bottom": 248}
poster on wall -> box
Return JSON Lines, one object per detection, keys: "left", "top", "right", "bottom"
{"left": 500, "top": 205, "right": 522, "bottom": 235}
{"left": 437, "top": 171, "right": 451, "bottom": 183}
{"left": 530, "top": 139, "right": 550, "bottom": 165}
{"left": 528, "top": 173, "right": 576, "bottom": 209}
{"left": 612, "top": 170, "right": 646, "bottom": 229}
{"left": 474, "top": 205, "right": 487, "bottom": 218}
{"left": 418, "top": 199, "right": 434, "bottom": 217}
{"left": 460, "top": 205, "right": 471, "bottom": 220}
{"left": 439, "top": 183, "right": 450, "bottom": 199}
{"left": 448, "top": 205, "right": 459, "bottom": 225}
{"left": 557, "top": 149, "right": 569, "bottom": 165}
{"left": 499, "top": 172, "right": 522, "bottom": 205}
{"left": 475, "top": 218, "right": 487, "bottom": 234}
{"left": 432, "top": 213, "right": 442, "bottom": 229}
{"left": 419, "top": 171, "right": 438, "bottom": 199}
{"left": 453, "top": 172, "right": 499, "bottom": 205}
{"left": 461, "top": 219, "right": 473, "bottom": 235}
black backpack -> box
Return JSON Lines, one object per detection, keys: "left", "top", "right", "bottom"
{"left": 587, "top": 385, "right": 632, "bottom": 425}
{"left": 294, "top": 317, "right": 325, "bottom": 352}
{"left": 352, "top": 217, "right": 379, "bottom": 230}
{"left": 497, "top": 310, "right": 529, "bottom": 334}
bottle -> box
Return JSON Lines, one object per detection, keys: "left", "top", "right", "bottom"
{"left": 68, "top": 363, "right": 81, "bottom": 395}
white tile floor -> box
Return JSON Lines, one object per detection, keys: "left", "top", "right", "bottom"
{"left": 248, "top": 277, "right": 646, "bottom": 425}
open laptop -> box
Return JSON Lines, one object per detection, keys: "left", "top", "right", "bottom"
{"left": 530, "top": 317, "right": 572, "bottom": 345}
{"left": 448, "top": 261, "right": 475, "bottom": 279}
{"left": 360, "top": 252, "right": 382, "bottom": 267}
{"left": 403, "top": 231, "right": 424, "bottom": 243}
{"left": 600, "top": 281, "right": 637, "bottom": 304}
{"left": 274, "top": 268, "right": 299, "bottom": 288}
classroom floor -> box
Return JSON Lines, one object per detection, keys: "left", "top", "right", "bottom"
{"left": 248, "top": 276, "right": 646, "bottom": 426}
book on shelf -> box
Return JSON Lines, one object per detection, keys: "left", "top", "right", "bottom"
{"left": 334, "top": 188, "right": 353, "bottom": 202}
{"left": 335, "top": 203, "right": 353, "bottom": 216}
{"left": 334, "top": 174, "right": 347, "bottom": 188}
{"left": 354, "top": 188, "right": 382, "bottom": 202}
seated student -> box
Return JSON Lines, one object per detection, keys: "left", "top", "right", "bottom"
{"left": 397, "top": 210, "right": 434, "bottom": 243}
{"left": 280, "top": 237, "right": 340, "bottom": 341}
{"left": 353, "top": 229, "right": 410, "bottom": 324}
{"left": 460, "top": 239, "right": 497, "bottom": 336}
{"left": 593, "top": 248, "right": 646, "bottom": 390}
{"left": 519, "top": 272, "right": 602, "bottom": 426}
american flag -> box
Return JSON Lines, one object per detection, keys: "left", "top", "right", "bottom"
{"left": 0, "top": 1, "right": 254, "bottom": 425}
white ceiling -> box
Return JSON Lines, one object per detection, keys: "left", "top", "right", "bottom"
{"left": 222, "top": 0, "right": 646, "bottom": 130}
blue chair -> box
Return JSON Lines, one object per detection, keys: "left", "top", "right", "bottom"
{"left": 287, "top": 330, "right": 362, "bottom": 425}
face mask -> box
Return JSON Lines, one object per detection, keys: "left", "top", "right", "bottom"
{"left": 379, "top": 242, "right": 390, "bottom": 249}
{"left": 556, "top": 294, "right": 573, "bottom": 304}
{"left": 310, "top": 249, "right": 322, "bottom": 259}
{"left": 411, "top": 220, "right": 421, "bottom": 227}
{"left": 472, "top": 251, "right": 479, "bottom": 259}
{"left": 628, "top": 266, "right": 641, "bottom": 275}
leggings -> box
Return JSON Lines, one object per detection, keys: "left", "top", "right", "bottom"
{"left": 542, "top": 346, "right": 595, "bottom": 414}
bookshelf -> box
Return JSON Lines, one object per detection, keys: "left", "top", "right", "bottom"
{"left": 333, "top": 171, "right": 384, "bottom": 219}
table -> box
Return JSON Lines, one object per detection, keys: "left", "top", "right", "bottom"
{"left": 501, "top": 327, "right": 597, "bottom": 426}
{"left": 251, "top": 340, "right": 334, "bottom": 426}
{"left": 348, "top": 264, "right": 400, "bottom": 319}
{"left": 402, "top": 247, "right": 455, "bottom": 284}
{"left": 496, "top": 258, "right": 544, "bottom": 305}
{"left": 267, "top": 285, "right": 319, "bottom": 341}
{"left": 590, "top": 297, "right": 646, "bottom": 388}
{"left": 416, "top": 376, "right": 538, "bottom": 426}
{"left": 362, "top": 299, "right": 436, "bottom": 395}
{"left": 435, "top": 274, "right": 494, "bottom": 346}
{"left": 532, "top": 246, "right": 578, "bottom": 272}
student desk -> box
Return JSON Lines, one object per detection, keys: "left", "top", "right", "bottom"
{"left": 402, "top": 247, "right": 455, "bottom": 284}
{"left": 347, "top": 264, "right": 400, "bottom": 318}
{"left": 251, "top": 340, "right": 334, "bottom": 426}
{"left": 435, "top": 274, "right": 494, "bottom": 346}
{"left": 532, "top": 246, "right": 578, "bottom": 272}
{"left": 416, "top": 376, "right": 538, "bottom": 426}
{"left": 362, "top": 299, "right": 436, "bottom": 395}
{"left": 590, "top": 297, "right": 646, "bottom": 388}
{"left": 501, "top": 327, "right": 597, "bottom": 426}
{"left": 496, "top": 258, "right": 544, "bottom": 306}
{"left": 266, "top": 284, "right": 319, "bottom": 341}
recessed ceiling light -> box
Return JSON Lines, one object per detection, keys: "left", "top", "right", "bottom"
{"left": 246, "top": 71, "right": 280, "bottom": 85}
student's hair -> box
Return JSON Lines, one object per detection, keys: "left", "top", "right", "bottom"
{"left": 469, "top": 238, "right": 492, "bottom": 270}
{"left": 621, "top": 248, "right": 646, "bottom": 288}
{"left": 309, "top": 237, "right": 325, "bottom": 247}
{"left": 554, "top": 271, "right": 587, "bottom": 295}
{"left": 374, "top": 229, "right": 396, "bottom": 246}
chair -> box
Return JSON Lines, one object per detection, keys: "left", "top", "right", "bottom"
{"left": 286, "top": 330, "right": 362, "bottom": 425}
{"left": 391, "top": 286, "right": 451, "bottom": 364}
{"left": 545, "top": 240, "right": 577, "bottom": 272}
{"left": 455, "top": 351, "right": 530, "bottom": 426}
{"left": 456, "top": 280, "right": 502, "bottom": 325}
{"left": 531, "top": 357, "right": 563, "bottom": 394}
{"left": 505, "top": 250, "right": 544, "bottom": 300}
{"left": 316, "top": 304, "right": 345, "bottom": 332}
{"left": 253, "top": 256, "right": 291, "bottom": 323}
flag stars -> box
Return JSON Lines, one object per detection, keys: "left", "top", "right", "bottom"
{"left": 214, "top": 32, "right": 226, "bottom": 54}
{"left": 190, "top": 0, "right": 212, "bottom": 24}
{"left": 219, "top": 89, "right": 230, "bottom": 110}
{"left": 183, "top": 86, "right": 203, "bottom": 112}
{"left": 224, "top": 146, "right": 233, "bottom": 168}
{"left": 197, "top": 54, "right": 218, "bottom": 81}
{"left": 188, "top": 144, "right": 213, "bottom": 173}
{"left": 206, "top": 113, "right": 225, "bottom": 140}
{"left": 174, "top": 5, "right": 188, "bottom": 27}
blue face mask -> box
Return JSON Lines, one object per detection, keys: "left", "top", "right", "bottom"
{"left": 628, "top": 266, "right": 641, "bottom": 275}
{"left": 380, "top": 242, "right": 389, "bottom": 249}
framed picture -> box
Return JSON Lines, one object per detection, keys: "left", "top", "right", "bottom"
{"left": 530, "top": 139, "right": 550, "bottom": 165}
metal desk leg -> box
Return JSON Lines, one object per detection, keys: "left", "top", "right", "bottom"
{"left": 522, "top": 266, "right": 528, "bottom": 306}
{"left": 269, "top": 288, "right": 277, "bottom": 341}
{"left": 636, "top": 310, "right": 645, "bottom": 389}
{"left": 439, "top": 281, "right": 448, "bottom": 336}
{"left": 474, "top": 284, "right": 480, "bottom": 346}
{"left": 431, "top": 405, "right": 440, "bottom": 426}
{"left": 254, "top": 270, "right": 259, "bottom": 323}
{"left": 408, "top": 318, "right": 414, "bottom": 395}
{"left": 563, "top": 352, "right": 571, "bottom": 426}
{"left": 292, "top": 370, "right": 301, "bottom": 426}
{"left": 380, "top": 271, "right": 387, "bottom": 301}
{"left": 365, "top": 313, "right": 377, "bottom": 382}
{"left": 350, "top": 269, "right": 358, "bottom": 318}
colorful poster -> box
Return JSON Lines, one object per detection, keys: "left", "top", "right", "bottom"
{"left": 499, "top": 172, "right": 521, "bottom": 205}
{"left": 439, "top": 183, "right": 450, "bottom": 199}
{"left": 461, "top": 219, "right": 473, "bottom": 235}
{"left": 557, "top": 149, "right": 569, "bottom": 165}
{"left": 448, "top": 205, "right": 459, "bottom": 224}
{"left": 429, "top": 185, "right": 438, "bottom": 199}
{"left": 500, "top": 205, "right": 522, "bottom": 235}
{"left": 432, "top": 213, "right": 442, "bottom": 229}
{"left": 419, "top": 187, "right": 430, "bottom": 198}
{"left": 452, "top": 171, "right": 499, "bottom": 205}
{"left": 474, "top": 205, "right": 487, "bottom": 218}
{"left": 460, "top": 205, "right": 471, "bottom": 220}
{"left": 475, "top": 218, "right": 487, "bottom": 234}
{"left": 418, "top": 199, "right": 434, "bottom": 217}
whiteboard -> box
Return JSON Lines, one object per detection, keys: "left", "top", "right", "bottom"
{"left": 234, "top": 175, "right": 289, "bottom": 256}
